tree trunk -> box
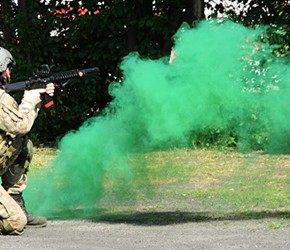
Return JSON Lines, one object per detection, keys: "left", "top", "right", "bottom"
{"left": 17, "top": 0, "right": 32, "bottom": 65}
{"left": 162, "top": 0, "right": 205, "bottom": 55}
{"left": 184, "top": 0, "right": 205, "bottom": 24}
{"left": 193, "top": 0, "right": 205, "bottom": 20}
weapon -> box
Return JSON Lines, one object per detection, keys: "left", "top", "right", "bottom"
{"left": 4, "top": 64, "right": 99, "bottom": 108}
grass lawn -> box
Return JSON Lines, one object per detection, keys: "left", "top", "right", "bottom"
{"left": 31, "top": 147, "right": 290, "bottom": 227}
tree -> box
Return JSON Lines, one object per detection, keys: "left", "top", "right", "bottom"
{"left": 205, "top": 0, "right": 290, "bottom": 57}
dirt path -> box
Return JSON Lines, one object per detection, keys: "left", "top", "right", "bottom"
{"left": 1, "top": 218, "right": 290, "bottom": 249}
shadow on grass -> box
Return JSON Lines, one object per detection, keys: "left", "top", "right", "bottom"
{"left": 46, "top": 208, "right": 290, "bottom": 225}
{"left": 93, "top": 210, "right": 290, "bottom": 226}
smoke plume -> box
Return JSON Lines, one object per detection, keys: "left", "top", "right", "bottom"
{"left": 26, "top": 20, "right": 290, "bottom": 218}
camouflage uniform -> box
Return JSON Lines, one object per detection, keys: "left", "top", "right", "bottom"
{"left": 0, "top": 88, "right": 41, "bottom": 235}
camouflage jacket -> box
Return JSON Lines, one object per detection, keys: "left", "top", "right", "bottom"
{"left": 0, "top": 89, "right": 41, "bottom": 170}
{"left": 0, "top": 89, "right": 41, "bottom": 135}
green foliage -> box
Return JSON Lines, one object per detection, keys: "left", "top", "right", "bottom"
{"left": 190, "top": 128, "right": 237, "bottom": 150}
{"left": 228, "top": 1, "right": 289, "bottom": 57}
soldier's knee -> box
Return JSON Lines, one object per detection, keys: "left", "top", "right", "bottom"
{"left": 10, "top": 212, "right": 27, "bottom": 234}
{"left": 0, "top": 187, "right": 27, "bottom": 235}
{"left": 0, "top": 213, "right": 27, "bottom": 235}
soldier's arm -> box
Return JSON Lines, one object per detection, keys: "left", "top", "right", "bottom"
{"left": 0, "top": 89, "right": 41, "bottom": 135}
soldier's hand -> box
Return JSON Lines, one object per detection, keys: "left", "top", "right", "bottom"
{"left": 45, "top": 82, "right": 55, "bottom": 96}
{"left": 23, "top": 83, "right": 55, "bottom": 104}
{"left": 23, "top": 89, "right": 45, "bottom": 104}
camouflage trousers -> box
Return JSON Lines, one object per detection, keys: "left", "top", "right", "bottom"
{"left": 0, "top": 137, "right": 33, "bottom": 235}
{"left": 0, "top": 185, "right": 27, "bottom": 235}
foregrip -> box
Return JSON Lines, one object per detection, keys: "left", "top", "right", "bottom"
{"left": 50, "top": 67, "right": 99, "bottom": 82}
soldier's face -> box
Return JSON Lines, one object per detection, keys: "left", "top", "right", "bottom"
{"left": 1, "top": 68, "right": 11, "bottom": 84}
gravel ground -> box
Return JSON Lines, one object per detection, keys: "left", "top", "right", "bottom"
{"left": 1, "top": 218, "right": 290, "bottom": 250}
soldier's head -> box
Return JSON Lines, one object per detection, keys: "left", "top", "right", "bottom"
{"left": 0, "top": 47, "right": 15, "bottom": 84}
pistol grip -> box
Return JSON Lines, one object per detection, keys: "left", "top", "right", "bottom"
{"left": 41, "top": 93, "right": 54, "bottom": 108}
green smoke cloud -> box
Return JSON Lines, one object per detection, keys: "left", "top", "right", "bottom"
{"left": 26, "top": 19, "right": 290, "bottom": 218}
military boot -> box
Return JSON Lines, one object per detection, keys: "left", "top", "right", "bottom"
{"left": 10, "top": 193, "right": 47, "bottom": 228}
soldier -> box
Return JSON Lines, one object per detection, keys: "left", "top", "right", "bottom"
{"left": 0, "top": 47, "right": 55, "bottom": 235}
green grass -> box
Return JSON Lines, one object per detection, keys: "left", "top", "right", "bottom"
{"left": 31, "top": 147, "right": 290, "bottom": 226}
